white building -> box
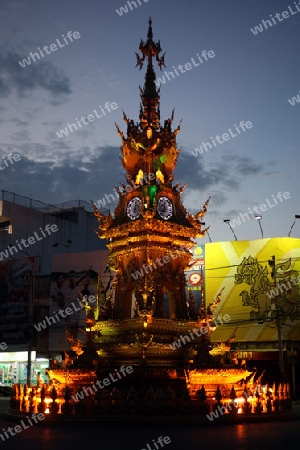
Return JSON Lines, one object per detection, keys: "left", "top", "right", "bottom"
{"left": 0, "top": 189, "right": 108, "bottom": 274}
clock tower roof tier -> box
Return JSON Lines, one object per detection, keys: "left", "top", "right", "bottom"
{"left": 92, "top": 197, "right": 210, "bottom": 242}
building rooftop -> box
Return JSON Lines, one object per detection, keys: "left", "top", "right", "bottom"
{"left": 1, "top": 189, "right": 109, "bottom": 215}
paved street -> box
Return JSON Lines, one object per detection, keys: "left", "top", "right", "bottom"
{"left": 0, "top": 397, "right": 299, "bottom": 450}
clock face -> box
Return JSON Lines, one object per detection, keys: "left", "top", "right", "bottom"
{"left": 127, "top": 197, "right": 142, "bottom": 220}
{"left": 157, "top": 196, "right": 173, "bottom": 220}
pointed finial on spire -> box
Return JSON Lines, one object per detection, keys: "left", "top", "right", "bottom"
{"left": 134, "top": 19, "right": 165, "bottom": 130}
{"left": 147, "top": 17, "right": 153, "bottom": 40}
{"left": 135, "top": 17, "right": 165, "bottom": 71}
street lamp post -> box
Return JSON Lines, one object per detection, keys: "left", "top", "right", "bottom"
{"left": 24, "top": 260, "right": 35, "bottom": 387}
{"left": 254, "top": 214, "right": 263, "bottom": 238}
{"left": 288, "top": 215, "right": 300, "bottom": 237}
{"left": 223, "top": 219, "right": 237, "bottom": 241}
{"left": 200, "top": 222, "right": 212, "bottom": 242}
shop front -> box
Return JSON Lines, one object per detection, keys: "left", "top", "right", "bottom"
{"left": 0, "top": 351, "right": 49, "bottom": 386}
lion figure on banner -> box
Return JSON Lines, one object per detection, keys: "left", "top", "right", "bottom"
{"left": 235, "top": 255, "right": 300, "bottom": 321}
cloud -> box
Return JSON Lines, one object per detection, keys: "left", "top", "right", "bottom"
{"left": 0, "top": 47, "right": 72, "bottom": 101}
{"left": 176, "top": 150, "right": 264, "bottom": 194}
{"left": 10, "top": 118, "right": 29, "bottom": 126}
{"left": 0, "top": 136, "right": 271, "bottom": 220}
{"left": 11, "top": 130, "right": 30, "bottom": 142}
{"left": 233, "top": 155, "right": 261, "bottom": 176}
{"left": 175, "top": 149, "right": 269, "bottom": 216}
{"left": 0, "top": 1, "right": 25, "bottom": 17}
{"left": 209, "top": 190, "right": 227, "bottom": 207}
{"left": 98, "top": 68, "right": 122, "bottom": 91}
{"left": 0, "top": 145, "right": 124, "bottom": 204}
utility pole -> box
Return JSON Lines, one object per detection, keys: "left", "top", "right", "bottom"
{"left": 26, "top": 259, "right": 35, "bottom": 386}
{"left": 268, "top": 255, "right": 285, "bottom": 380}
{"left": 287, "top": 349, "right": 297, "bottom": 398}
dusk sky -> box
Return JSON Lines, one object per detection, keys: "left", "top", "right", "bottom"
{"left": 0, "top": 0, "right": 299, "bottom": 243}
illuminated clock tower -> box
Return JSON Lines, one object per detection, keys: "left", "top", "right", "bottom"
{"left": 94, "top": 19, "right": 209, "bottom": 324}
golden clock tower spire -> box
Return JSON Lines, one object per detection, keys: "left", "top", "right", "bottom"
{"left": 93, "top": 19, "right": 209, "bottom": 324}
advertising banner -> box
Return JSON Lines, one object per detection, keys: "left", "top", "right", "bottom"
{"left": 185, "top": 244, "right": 205, "bottom": 316}
{"left": 205, "top": 238, "right": 300, "bottom": 343}
{"left": 49, "top": 250, "right": 111, "bottom": 352}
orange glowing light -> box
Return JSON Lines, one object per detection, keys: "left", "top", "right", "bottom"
{"left": 135, "top": 169, "right": 144, "bottom": 184}
{"left": 156, "top": 170, "right": 164, "bottom": 183}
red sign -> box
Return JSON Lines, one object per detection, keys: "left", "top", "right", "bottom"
{"left": 188, "top": 272, "right": 203, "bottom": 286}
